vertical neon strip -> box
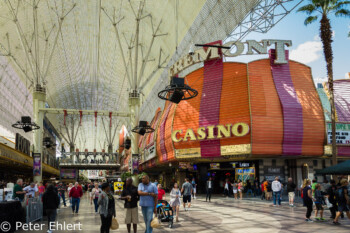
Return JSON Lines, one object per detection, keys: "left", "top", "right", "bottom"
{"left": 199, "top": 41, "right": 223, "bottom": 158}
{"left": 270, "top": 49, "right": 303, "bottom": 156}
{"left": 159, "top": 103, "right": 173, "bottom": 161}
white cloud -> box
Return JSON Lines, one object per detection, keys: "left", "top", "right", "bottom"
{"left": 290, "top": 40, "right": 323, "bottom": 64}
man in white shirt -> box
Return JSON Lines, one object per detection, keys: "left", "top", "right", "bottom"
{"left": 206, "top": 177, "right": 213, "bottom": 202}
{"left": 23, "top": 183, "right": 38, "bottom": 198}
{"left": 271, "top": 176, "right": 282, "bottom": 206}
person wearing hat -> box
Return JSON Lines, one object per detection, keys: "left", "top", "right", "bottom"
{"left": 98, "top": 182, "right": 116, "bottom": 233}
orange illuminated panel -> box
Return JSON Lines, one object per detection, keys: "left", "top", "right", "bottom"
{"left": 219, "top": 62, "right": 251, "bottom": 147}
{"left": 248, "top": 59, "right": 283, "bottom": 156}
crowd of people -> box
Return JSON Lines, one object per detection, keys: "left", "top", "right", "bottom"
{"left": 1, "top": 175, "right": 350, "bottom": 232}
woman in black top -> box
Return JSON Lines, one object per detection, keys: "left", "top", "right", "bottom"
{"left": 42, "top": 185, "right": 60, "bottom": 233}
{"left": 302, "top": 179, "right": 314, "bottom": 222}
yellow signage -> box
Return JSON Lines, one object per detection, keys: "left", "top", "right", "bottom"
{"left": 172, "top": 123, "right": 250, "bottom": 142}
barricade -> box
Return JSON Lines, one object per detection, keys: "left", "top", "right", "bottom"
{"left": 26, "top": 197, "right": 43, "bottom": 223}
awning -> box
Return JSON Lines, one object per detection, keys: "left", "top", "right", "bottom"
{"left": 315, "top": 160, "right": 350, "bottom": 175}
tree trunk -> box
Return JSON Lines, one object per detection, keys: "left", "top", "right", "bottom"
{"left": 320, "top": 14, "right": 337, "bottom": 165}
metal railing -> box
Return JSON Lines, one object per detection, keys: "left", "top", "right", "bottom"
{"left": 26, "top": 197, "right": 43, "bottom": 223}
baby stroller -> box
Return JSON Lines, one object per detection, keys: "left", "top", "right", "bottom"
{"left": 156, "top": 200, "right": 174, "bottom": 228}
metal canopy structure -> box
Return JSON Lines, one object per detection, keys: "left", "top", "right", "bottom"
{"left": 0, "top": 0, "right": 299, "bottom": 153}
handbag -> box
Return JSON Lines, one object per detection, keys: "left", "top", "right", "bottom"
{"left": 110, "top": 217, "right": 119, "bottom": 230}
{"left": 151, "top": 216, "right": 161, "bottom": 228}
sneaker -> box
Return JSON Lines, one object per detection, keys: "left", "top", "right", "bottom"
{"left": 333, "top": 221, "right": 340, "bottom": 225}
{"left": 320, "top": 218, "right": 325, "bottom": 221}
{"left": 305, "top": 219, "right": 313, "bottom": 222}
{"left": 273, "top": 205, "right": 276, "bottom": 207}
{"left": 315, "top": 217, "right": 320, "bottom": 221}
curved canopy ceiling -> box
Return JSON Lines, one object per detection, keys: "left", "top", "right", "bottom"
{"left": 0, "top": 0, "right": 260, "bottom": 151}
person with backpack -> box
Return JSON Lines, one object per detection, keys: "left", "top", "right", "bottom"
{"left": 314, "top": 184, "right": 325, "bottom": 221}
{"left": 333, "top": 179, "right": 350, "bottom": 225}
{"left": 302, "top": 179, "right": 314, "bottom": 222}
{"left": 91, "top": 183, "right": 102, "bottom": 213}
{"left": 326, "top": 180, "right": 338, "bottom": 219}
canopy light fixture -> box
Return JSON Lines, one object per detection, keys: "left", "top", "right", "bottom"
{"left": 124, "top": 138, "right": 131, "bottom": 150}
{"left": 12, "top": 116, "right": 40, "bottom": 133}
{"left": 132, "top": 121, "right": 155, "bottom": 136}
{"left": 158, "top": 77, "right": 198, "bottom": 104}
{"left": 43, "top": 137, "right": 56, "bottom": 148}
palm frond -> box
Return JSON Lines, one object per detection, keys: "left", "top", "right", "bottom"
{"left": 297, "top": 4, "right": 318, "bottom": 14}
{"left": 335, "top": 8, "right": 350, "bottom": 17}
{"left": 334, "top": 0, "right": 350, "bottom": 10}
{"left": 304, "top": 15, "right": 318, "bottom": 25}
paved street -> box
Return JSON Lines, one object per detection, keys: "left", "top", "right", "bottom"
{"left": 16, "top": 193, "right": 350, "bottom": 233}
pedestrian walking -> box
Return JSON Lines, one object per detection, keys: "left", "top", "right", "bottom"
{"left": 287, "top": 178, "right": 296, "bottom": 207}
{"left": 121, "top": 178, "right": 139, "bottom": 233}
{"left": 260, "top": 179, "right": 266, "bottom": 200}
{"left": 223, "top": 178, "right": 231, "bottom": 197}
{"left": 98, "top": 183, "right": 116, "bottom": 233}
{"left": 326, "top": 180, "right": 338, "bottom": 219}
{"left": 232, "top": 181, "right": 238, "bottom": 199}
{"left": 253, "top": 177, "right": 260, "bottom": 197}
{"left": 138, "top": 175, "right": 157, "bottom": 233}
{"left": 67, "top": 183, "right": 73, "bottom": 206}
{"left": 181, "top": 178, "right": 193, "bottom": 211}
{"left": 333, "top": 179, "right": 350, "bottom": 225}
{"left": 169, "top": 183, "right": 181, "bottom": 222}
{"left": 91, "top": 183, "right": 102, "bottom": 213}
{"left": 69, "top": 182, "right": 83, "bottom": 214}
{"left": 272, "top": 177, "right": 282, "bottom": 206}
{"left": 237, "top": 180, "right": 243, "bottom": 200}
{"left": 314, "top": 184, "right": 325, "bottom": 221}
{"left": 42, "top": 184, "right": 60, "bottom": 233}
{"left": 57, "top": 182, "right": 67, "bottom": 207}
{"left": 302, "top": 179, "right": 313, "bottom": 222}
{"left": 206, "top": 177, "right": 213, "bottom": 202}
{"left": 157, "top": 184, "right": 166, "bottom": 201}
{"left": 266, "top": 181, "right": 272, "bottom": 201}
{"left": 191, "top": 178, "right": 197, "bottom": 199}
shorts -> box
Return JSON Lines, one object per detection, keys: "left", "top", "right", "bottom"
{"left": 337, "top": 203, "right": 350, "bottom": 213}
{"left": 193, "top": 188, "right": 196, "bottom": 194}
{"left": 288, "top": 192, "right": 295, "bottom": 199}
{"left": 183, "top": 195, "right": 191, "bottom": 203}
{"left": 125, "top": 207, "right": 139, "bottom": 224}
{"left": 233, "top": 190, "right": 237, "bottom": 194}
{"left": 266, "top": 192, "right": 272, "bottom": 199}
{"left": 315, "top": 203, "right": 323, "bottom": 211}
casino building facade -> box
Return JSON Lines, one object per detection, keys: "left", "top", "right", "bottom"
{"left": 119, "top": 49, "right": 350, "bottom": 193}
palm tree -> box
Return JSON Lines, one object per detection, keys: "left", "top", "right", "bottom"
{"left": 298, "top": 0, "right": 350, "bottom": 165}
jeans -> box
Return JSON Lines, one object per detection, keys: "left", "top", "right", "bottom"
{"left": 94, "top": 198, "right": 99, "bottom": 213}
{"left": 46, "top": 209, "right": 57, "bottom": 230}
{"left": 100, "top": 214, "right": 112, "bottom": 233}
{"left": 206, "top": 188, "right": 212, "bottom": 201}
{"left": 59, "top": 193, "right": 66, "bottom": 206}
{"left": 246, "top": 189, "right": 253, "bottom": 196}
{"left": 141, "top": 206, "right": 154, "bottom": 233}
{"left": 273, "top": 191, "right": 281, "bottom": 205}
{"left": 72, "top": 197, "right": 80, "bottom": 213}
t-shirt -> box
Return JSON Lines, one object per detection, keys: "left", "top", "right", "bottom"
{"left": 182, "top": 182, "right": 192, "bottom": 196}
{"left": 121, "top": 185, "right": 139, "bottom": 209}
{"left": 138, "top": 182, "right": 158, "bottom": 207}
{"left": 303, "top": 186, "right": 312, "bottom": 202}
{"left": 38, "top": 186, "right": 45, "bottom": 194}
{"left": 336, "top": 186, "right": 348, "bottom": 205}
{"left": 13, "top": 184, "right": 24, "bottom": 200}
{"left": 287, "top": 182, "right": 296, "bottom": 192}
{"left": 192, "top": 181, "right": 196, "bottom": 188}
{"left": 311, "top": 182, "right": 318, "bottom": 196}
{"left": 23, "top": 185, "right": 38, "bottom": 197}
{"left": 158, "top": 189, "right": 165, "bottom": 200}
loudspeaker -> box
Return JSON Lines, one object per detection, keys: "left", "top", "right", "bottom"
{"left": 138, "top": 128, "right": 146, "bottom": 136}
{"left": 21, "top": 116, "right": 31, "bottom": 124}
{"left": 23, "top": 126, "right": 32, "bottom": 133}
{"left": 139, "top": 121, "right": 148, "bottom": 127}
{"left": 170, "top": 90, "right": 184, "bottom": 104}
{"left": 171, "top": 77, "right": 185, "bottom": 87}
{"left": 125, "top": 139, "right": 131, "bottom": 150}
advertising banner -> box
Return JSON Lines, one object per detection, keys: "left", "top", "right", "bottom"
{"left": 60, "top": 168, "right": 76, "bottom": 179}
{"left": 210, "top": 163, "right": 220, "bottom": 169}
{"left": 327, "top": 122, "right": 350, "bottom": 145}
{"left": 88, "top": 170, "right": 99, "bottom": 179}
{"left": 144, "top": 143, "right": 156, "bottom": 162}
{"left": 33, "top": 153, "right": 41, "bottom": 176}
{"left": 132, "top": 154, "right": 139, "bottom": 174}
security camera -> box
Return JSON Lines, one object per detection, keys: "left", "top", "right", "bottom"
{"left": 188, "top": 44, "right": 194, "bottom": 55}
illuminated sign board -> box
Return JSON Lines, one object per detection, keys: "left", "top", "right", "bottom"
{"left": 326, "top": 122, "right": 350, "bottom": 145}
{"left": 170, "top": 39, "right": 292, "bottom": 76}
{"left": 172, "top": 123, "right": 249, "bottom": 142}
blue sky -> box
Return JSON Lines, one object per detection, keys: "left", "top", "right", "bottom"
{"left": 225, "top": 2, "right": 350, "bottom": 85}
